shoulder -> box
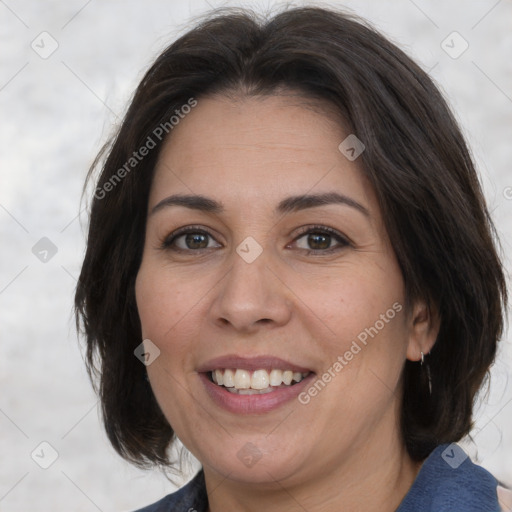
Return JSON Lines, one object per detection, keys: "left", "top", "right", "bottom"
{"left": 131, "top": 470, "right": 207, "bottom": 512}
{"left": 397, "top": 443, "right": 502, "bottom": 512}
{"left": 497, "top": 485, "right": 512, "bottom": 512}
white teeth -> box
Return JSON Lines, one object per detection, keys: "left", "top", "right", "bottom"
{"left": 269, "top": 369, "right": 282, "bottom": 387}
{"left": 223, "top": 369, "right": 235, "bottom": 388}
{"left": 210, "top": 368, "right": 311, "bottom": 391}
{"left": 235, "top": 387, "right": 274, "bottom": 395}
{"left": 251, "top": 370, "right": 270, "bottom": 390}
{"left": 234, "top": 369, "right": 251, "bottom": 389}
{"left": 282, "top": 370, "right": 293, "bottom": 385}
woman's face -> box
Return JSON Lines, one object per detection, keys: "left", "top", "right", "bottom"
{"left": 135, "top": 94, "right": 428, "bottom": 486}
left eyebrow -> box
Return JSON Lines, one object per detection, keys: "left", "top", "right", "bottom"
{"left": 150, "top": 192, "right": 370, "bottom": 218}
{"left": 276, "top": 192, "right": 369, "bottom": 217}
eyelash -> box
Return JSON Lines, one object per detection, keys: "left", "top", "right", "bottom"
{"left": 160, "top": 224, "right": 351, "bottom": 256}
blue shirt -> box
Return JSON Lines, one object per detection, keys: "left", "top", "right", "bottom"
{"left": 134, "top": 443, "right": 501, "bottom": 511}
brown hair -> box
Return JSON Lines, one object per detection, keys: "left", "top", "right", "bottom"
{"left": 75, "top": 5, "right": 508, "bottom": 468}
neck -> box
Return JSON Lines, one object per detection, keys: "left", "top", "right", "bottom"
{"left": 204, "top": 432, "right": 423, "bottom": 512}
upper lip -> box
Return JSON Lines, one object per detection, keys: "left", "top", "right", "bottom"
{"left": 197, "top": 355, "right": 314, "bottom": 374}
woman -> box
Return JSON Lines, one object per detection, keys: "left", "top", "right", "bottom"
{"left": 75, "top": 6, "right": 510, "bottom": 511}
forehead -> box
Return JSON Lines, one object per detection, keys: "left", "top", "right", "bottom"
{"left": 150, "top": 94, "right": 374, "bottom": 213}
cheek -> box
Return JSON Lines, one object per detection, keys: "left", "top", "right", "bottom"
{"left": 135, "top": 263, "right": 199, "bottom": 423}
{"left": 317, "top": 267, "right": 402, "bottom": 333}
{"left": 135, "top": 261, "right": 192, "bottom": 341}
{"left": 135, "top": 269, "right": 167, "bottom": 339}
{"left": 310, "top": 262, "right": 408, "bottom": 382}
{"left": 304, "top": 272, "right": 407, "bottom": 417}
{"left": 134, "top": 259, "right": 210, "bottom": 391}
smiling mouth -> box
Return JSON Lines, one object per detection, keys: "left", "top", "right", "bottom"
{"left": 209, "top": 368, "right": 312, "bottom": 395}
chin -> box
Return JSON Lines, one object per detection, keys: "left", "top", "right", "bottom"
{"left": 198, "top": 439, "right": 313, "bottom": 486}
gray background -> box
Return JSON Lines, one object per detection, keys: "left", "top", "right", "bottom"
{"left": 1, "top": 0, "right": 511, "bottom": 510}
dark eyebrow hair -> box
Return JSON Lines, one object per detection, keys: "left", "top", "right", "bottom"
{"left": 150, "top": 192, "right": 370, "bottom": 217}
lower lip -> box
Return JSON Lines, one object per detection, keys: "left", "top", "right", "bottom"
{"left": 199, "top": 372, "right": 315, "bottom": 414}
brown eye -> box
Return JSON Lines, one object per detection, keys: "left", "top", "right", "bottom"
{"left": 305, "top": 232, "right": 331, "bottom": 250}
{"left": 162, "top": 227, "right": 221, "bottom": 252}
{"left": 181, "top": 232, "right": 210, "bottom": 249}
{"left": 292, "top": 226, "right": 350, "bottom": 254}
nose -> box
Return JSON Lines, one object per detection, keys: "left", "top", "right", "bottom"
{"left": 208, "top": 246, "right": 293, "bottom": 333}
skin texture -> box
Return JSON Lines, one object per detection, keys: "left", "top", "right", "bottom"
{"left": 135, "top": 94, "right": 439, "bottom": 512}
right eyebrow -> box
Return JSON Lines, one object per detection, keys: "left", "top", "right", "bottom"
{"left": 150, "top": 194, "right": 223, "bottom": 216}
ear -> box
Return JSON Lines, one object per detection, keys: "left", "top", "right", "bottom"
{"left": 405, "top": 299, "right": 440, "bottom": 362}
